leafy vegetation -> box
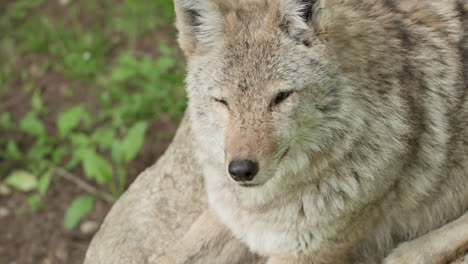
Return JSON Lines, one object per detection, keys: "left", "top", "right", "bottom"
{"left": 0, "top": 0, "right": 185, "bottom": 230}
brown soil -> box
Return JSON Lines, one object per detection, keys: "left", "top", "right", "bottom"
{"left": 0, "top": 2, "right": 181, "bottom": 264}
{"left": 0, "top": 67, "right": 177, "bottom": 264}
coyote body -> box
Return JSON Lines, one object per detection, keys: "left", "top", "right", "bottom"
{"left": 160, "top": 0, "right": 468, "bottom": 263}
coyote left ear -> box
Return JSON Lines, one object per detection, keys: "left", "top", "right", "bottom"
{"left": 277, "top": 0, "right": 319, "bottom": 40}
{"left": 297, "top": 0, "right": 316, "bottom": 23}
{"left": 278, "top": 0, "right": 328, "bottom": 43}
{"left": 174, "top": 0, "right": 197, "bottom": 57}
{"left": 174, "top": 0, "right": 223, "bottom": 57}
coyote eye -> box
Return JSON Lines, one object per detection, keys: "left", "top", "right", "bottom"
{"left": 213, "top": 97, "right": 229, "bottom": 107}
{"left": 272, "top": 91, "right": 294, "bottom": 106}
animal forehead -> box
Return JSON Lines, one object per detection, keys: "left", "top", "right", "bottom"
{"left": 211, "top": 0, "right": 285, "bottom": 30}
{"left": 225, "top": 35, "right": 284, "bottom": 66}
{"left": 211, "top": 0, "right": 277, "bottom": 14}
{"left": 221, "top": 44, "right": 290, "bottom": 92}
{"left": 222, "top": 77, "right": 281, "bottom": 95}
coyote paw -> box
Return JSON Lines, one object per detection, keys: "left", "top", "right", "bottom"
{"left": 383, "top": 240, "right": 444, "bottom": 264}
{"left": 383, "top": 244, "right": 426, "bottom": 264}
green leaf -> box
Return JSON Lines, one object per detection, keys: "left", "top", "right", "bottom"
{"left": 155, "top": 56, "right": 175, "bottom": 72}
{"left": 118, "top": 121, "right": 147, "bottom": 164}
{"left": 110, "top": 52, "right": 138, "bottom": 83}
{"left": 64, "top": 195, "right": 95, "bottom": 230}
{"left": 31, "top": 90, "right": 43, "bottom": 112}
{"left": 91, "top": 128, "right": 116, "bottom": 150}
{"left": 70, "top": 133, "right": 91, "bottom": 147}
{"left": 27, "top": 137, "right": 53, "bottom": 161}
{"left": 8, "top": 0, "right": 44, "bottom": 20}
{"left": 0, "top": 112, "right": 13, "bottom": 130}
{"left": 6, "top": 140, "right": 22, "bottom": 160}
{"left": 116, "top": 166, "right": 127, "bottom": 194}
{"left": 0, "top": 71, "right": 4, "bottom": 88}
{"left": 111, "top": 141, "right": 124, "bottom": 165}
{"left": 64, "top": 148, "right": 85, "bottom": 170}
{"left": 51, "top": 147, "right": 67, "bottom": 163}
{"left": 5, "top": 170, "right": 38, "bottom": 192}
{"left": 20, "top": 112, "right": 46, "bottom": 136}
{"left": 82, "top": 149, "right": 112, "bottom": 184}
{"left": 57, "top": 105, "right": 86, "bottom": 137}
{"left": 158, "top": 41, "right": 172, "bottom": 56}
{"left": 63, "top": 86, "right": 74, "bottom": 97}
{"left": 27, "top": 195, "right": 44, "bottom": 212}
{"left": 38, "top": 170, "right": 53, "bottom": 195}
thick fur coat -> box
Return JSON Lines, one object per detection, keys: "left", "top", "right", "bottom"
{"left": 157, "top": 0, "right": 468, "bottom": 263}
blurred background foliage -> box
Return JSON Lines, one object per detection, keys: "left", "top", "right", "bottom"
{"left": 0, "top": 1, "right": 185, "bottom": 260}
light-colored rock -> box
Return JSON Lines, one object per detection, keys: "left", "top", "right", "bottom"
{"left": 84, "top": 114, "right": 211, "bottom": 264}
{"left": 80, "top": 221, "right": 100, "bottom": 236}
{"left": 0, "top": 184, "right": 12, "bottom": 196}
{"left": 58, "top": 0, "right": 71, "bottom": 6}
{"left": 40, "top": 258, "right": 52, "bottom": 264}
{"left": 55, "top": 243, "right": 68, "bottom": 262}
{"left": 0, "top": 207, "right": 10, "bottom": 218}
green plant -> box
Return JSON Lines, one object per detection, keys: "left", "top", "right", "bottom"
{"left": 112, "top": 0, "right": 176, "bottom": 43}
{"left": 1, "top": 0, "right": 185, "bottom": 230}
{"left": 64, "top": 195, "right": 95, "bottom": 230}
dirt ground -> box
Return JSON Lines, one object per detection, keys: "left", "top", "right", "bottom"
{"left": 0, "top": 134, "right": 174, "bottom": 264}
{"left": 0, "top": 70, "right": 177, "bottom": 264}
{"left": 0, "top": 1, "right": 181, "bottom": 263}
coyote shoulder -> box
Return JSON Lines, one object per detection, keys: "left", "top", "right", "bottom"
{"left": 158, "top": 0, "right": 468, "bottom": 263}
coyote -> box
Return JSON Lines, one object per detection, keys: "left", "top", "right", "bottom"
{"left": 157, "top": 0, "right": 468, "bottom": 263}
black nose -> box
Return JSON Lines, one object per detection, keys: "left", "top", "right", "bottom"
{"left": 228, "top": 160, "right": 259, "bottom": 182}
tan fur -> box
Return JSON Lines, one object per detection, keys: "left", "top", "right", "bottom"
{"left": 157, "top": 0, "right": 468, "bottom": 263}
{"left": 384, "top": 212, "right": 468, "bottom": 264}
{"left": 155, "top": 210, "right": 259, "bottom": 264}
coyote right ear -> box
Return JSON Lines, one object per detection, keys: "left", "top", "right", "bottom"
{"left": 174, "top": 0, "right": 223, "bottom": 57}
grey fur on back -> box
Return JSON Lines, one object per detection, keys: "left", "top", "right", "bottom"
{"left": 179, "top": 0, "right": 468, "bottom": 262}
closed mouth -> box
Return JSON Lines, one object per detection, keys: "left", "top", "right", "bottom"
{"left": 239, "top": 183, "right": 260, "bottom": 188}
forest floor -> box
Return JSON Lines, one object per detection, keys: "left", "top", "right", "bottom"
{"left": 0, "top": 1, "right": 183, "bottom": 263}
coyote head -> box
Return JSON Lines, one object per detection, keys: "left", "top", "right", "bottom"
{"left": 176, "top": 0, "right": 356, "bottom": 188}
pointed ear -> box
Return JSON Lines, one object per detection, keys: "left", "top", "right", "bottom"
{"left": 277, "top": 0, "right": 311, "bottom": 37}
{"left": 174, "top": 0, "right": 224, "bottom": 57}
{"left": 277, "top": 0, "right": 329, "bottom": 44}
